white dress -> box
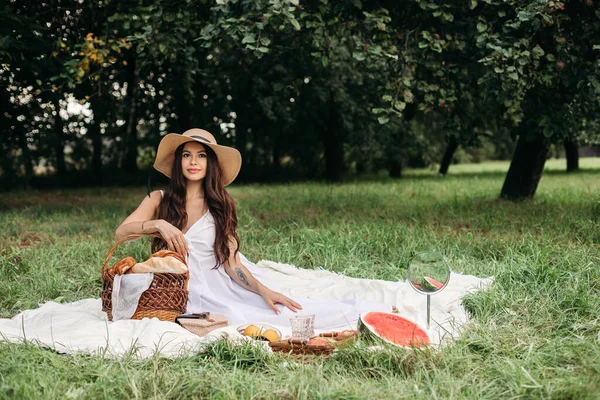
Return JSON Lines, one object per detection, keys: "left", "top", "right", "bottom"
{"left": 182, "top": 210, "right": 392, "bottom": 330}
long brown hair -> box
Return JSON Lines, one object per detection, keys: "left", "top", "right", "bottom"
{"left": 152, "top": 142, "right": 240, "bottom": 268}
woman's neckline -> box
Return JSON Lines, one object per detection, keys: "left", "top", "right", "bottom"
{"left": 183, "top": 209, "right": 210, "bottom": 236}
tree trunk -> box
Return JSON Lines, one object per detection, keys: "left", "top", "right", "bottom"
{"left": 356, "top": 160, "right": 366, "bottom": 175}
{"left": 232, "top": 73, "right": 253, "bottom": 174}
{"left": 564, "top": 138, "right": 579, "bottom": 172}
{"left": 0, "top": 141, "right": 15, "bottom": 182}
{"left": 389, "top": 160, "right": 402, "bottom": 178}
{"left": 89, "top": 94, "right": 103, "bottom": 177}
{"left": 272, "top": 134, "right": 281, "bottom": 176}
{"left": 18, "top": 127, "right": 34, "bottom": 187}
{"left": 500, "top": 135, "right": 549, "bottom": 200}
{"left": 153, "top": 96, "right": 162, "bottom": 137}
{"left": 387, "top": 103, "right": 417, "bottom": 178}
{"left": 439, "top": 136, "right": 459, "bottom": 175}
{"left": 387, "top": 129, "right": 404, "bottom": 177}
{"left": 175, "top": 70, "right": 194, "bottom": 132}
{"left": 176, "top": 95, "right": 193, "bottom": 132}
{"left": 52, "top": 97, "right": 66, "bottom": 176}
{"left": 324, "top": 138, "right": 344, "bottom": 181}
{"left": 124, "top": 52, "right": 139, "bottom": 172}
{"left": 324, "top": 90, "right": 344, "bottom": 182}
{"left": 324, "top": 120, "right": 344, "bottom": 181}
{"left": 236, "top": 125, "right": 248, "bottom": 163}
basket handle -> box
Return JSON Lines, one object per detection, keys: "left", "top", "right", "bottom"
{"left": 102, "top": 233, "right": 164, "bottom": 275}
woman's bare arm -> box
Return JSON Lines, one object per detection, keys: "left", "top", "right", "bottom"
{"left": 114, "top": 191, "right": 162, "bottom": 241}
{"left": 223, "top": 239, "right": 302, "bottom": 313}
{"left": 114, "top": 191, "right": 189, "bottom": 256}
{"left": 223, "top": 251, "right": 265, "bottom": 295}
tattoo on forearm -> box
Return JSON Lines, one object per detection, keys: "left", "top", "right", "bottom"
{"left": 235, "top": 268, "right": 250, "bottom": 287}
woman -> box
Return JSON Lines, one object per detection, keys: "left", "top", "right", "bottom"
{"left": 115, "top": 128, "right": 391, "bottom": 329}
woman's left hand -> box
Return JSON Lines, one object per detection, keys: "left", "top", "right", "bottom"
{"left": 259, "top": 288, "right": 303, "bottom": 314}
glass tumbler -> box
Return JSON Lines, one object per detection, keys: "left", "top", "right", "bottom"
{"left": 290, "top": 315, "right": 315, "bottom": 341}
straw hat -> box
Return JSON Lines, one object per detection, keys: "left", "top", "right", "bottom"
{"left": 153, "top": 128, "right": 242, "bottom": 186}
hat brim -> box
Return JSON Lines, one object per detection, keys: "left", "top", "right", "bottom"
{"left": 153, "top": 134, "right": 242, "bottom": 186}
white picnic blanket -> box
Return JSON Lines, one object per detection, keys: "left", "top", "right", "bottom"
{"left": 0, "top": 260, "right": 493, "bottom": 358}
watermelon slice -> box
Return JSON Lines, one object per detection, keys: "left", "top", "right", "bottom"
{"left": 424, "top": 276, "right": 444, "bottom": 290}
{"left": 358, "top": 312, "right": 430, "bottom": 348}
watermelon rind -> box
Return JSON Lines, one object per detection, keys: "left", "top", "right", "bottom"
{"left": 358, "top": 311, "right": 430, "bottom": 348}
{"left": 420, "top": 278, "right": 437, "bottom": 292}
{"left": 423, "top": 276, "right": 444, "bottom": 290}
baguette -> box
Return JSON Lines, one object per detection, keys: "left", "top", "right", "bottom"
{"left": 130, "top": 255, "right": 188, "bottom": 274}
{"left": 149, "top": 249, "right": 187, "bottom": 266}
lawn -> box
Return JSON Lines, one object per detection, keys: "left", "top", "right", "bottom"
{"left": 0, "top": 159, "right": 599, "bottom": 399}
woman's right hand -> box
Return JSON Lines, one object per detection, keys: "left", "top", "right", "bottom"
{"left": 155, "top": 219, "right": 190, "bottom": 257}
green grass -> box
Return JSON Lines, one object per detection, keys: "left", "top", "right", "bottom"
{"left": 1, "top": 159, "right": 599, "bottom": 399}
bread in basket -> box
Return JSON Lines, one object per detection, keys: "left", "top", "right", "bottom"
{"left": 101, "top": 233, "right": 189, "bottom": 322}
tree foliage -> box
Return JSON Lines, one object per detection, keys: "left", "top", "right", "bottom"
{"left": 2, "top": 0, "right": 599, "bottom": 198}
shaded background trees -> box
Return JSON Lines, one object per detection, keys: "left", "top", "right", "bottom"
{"left": 2, "top": 0, "right": 599, "bottom": 199}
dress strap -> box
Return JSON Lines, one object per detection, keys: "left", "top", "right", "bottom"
{"left": 159, "top": 190, "right": 164, "bottom": 199}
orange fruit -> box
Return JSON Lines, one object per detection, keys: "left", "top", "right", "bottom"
{"left": 243, "top": 325, "right": 261, "bottom": 337}
{"left": 261, "top": 329, "right": 280, "bottom": 342}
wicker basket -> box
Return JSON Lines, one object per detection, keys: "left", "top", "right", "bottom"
{"left": 101, "top": 233, "right": 189, "bottom": 322}
{"left": 269, "top": 332, "right": 356, "bottom": 357}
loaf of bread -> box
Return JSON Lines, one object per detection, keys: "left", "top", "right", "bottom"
{"left": 128, "top": 250, "right": 188, "bottom": 274}
{"left": 109, "top": 256, "right": 136, "bottom": 275}
{"left": 130, "top": 255, "right": 188, "bottom": 274}
{"left": 108, "top": 250, "right": 187, "bottom": 275}
{"left": 149, "top": 250, "right": 187, "bottom": 266}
